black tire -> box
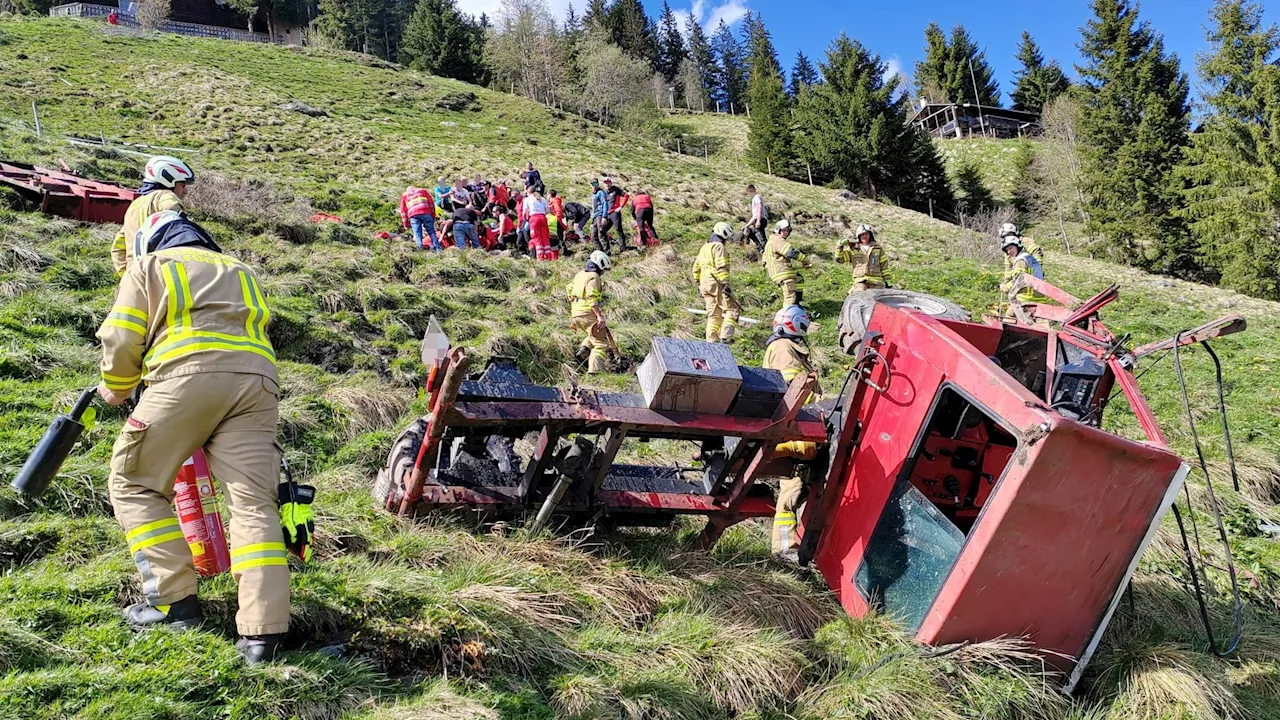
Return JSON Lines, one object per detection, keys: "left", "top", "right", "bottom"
{"left": 837, "top": 289, "right": 969, "bottom": 354}
{"left": 374, "top": 416, "right": 427, "bottom": 511}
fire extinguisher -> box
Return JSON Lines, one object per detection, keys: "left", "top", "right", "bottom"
{"left": 173, "top": 448, "right": 231, "bottom": 576}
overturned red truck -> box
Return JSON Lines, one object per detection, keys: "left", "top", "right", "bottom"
{"left": 375, "top": 280, "right": 1244, "bottom": 690}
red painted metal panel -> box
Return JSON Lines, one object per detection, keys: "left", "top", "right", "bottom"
{"left": 920, "top": 418, "right": 1182, "bottom": 668}
{"left": 0, "top": 161, "right": 136, "bottom": 224}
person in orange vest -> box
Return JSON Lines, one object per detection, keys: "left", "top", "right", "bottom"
{"left": 399, "top": 186, "right": 441, "bottom": 251}
{"left": 548, "top": 189, "right": 566, "bottom": 246}
{"left": 631, "top": 188, "right": 658, "bottom": 247}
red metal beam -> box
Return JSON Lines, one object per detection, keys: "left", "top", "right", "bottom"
{"left": 442, "top": 401, "right": 827, "bottom": 442}
{"left": 1107, "top": 356, "right": 1168, "bottom": 446}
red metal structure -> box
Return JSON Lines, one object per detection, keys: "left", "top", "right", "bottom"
{"left": 0, "top": 161, "right": 137, "bottom": 224}
{"left": 375, "top": 280, "right": 1244, "bottom": 690}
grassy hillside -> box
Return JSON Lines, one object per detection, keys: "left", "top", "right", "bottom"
{"left": 934, "top": 137, "right": 1032, "bottom": 205}
{"left": 1, "top": 17, "right": 1279, "bottom": 719}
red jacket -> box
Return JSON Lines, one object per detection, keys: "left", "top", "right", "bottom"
{"left": 400, "top": 187, "right": 436, "bottom": 226}
{"left": 632, "top": 193, "right": 652, "bottom": 211}
{"left": 490, "top": 184, "right": 510, "bottom": 208}
{"left": 549, "top": 196, "right": 564, "bottom": 221}
{"left": 609, "top": 191, "right": 631, "bottom": 214}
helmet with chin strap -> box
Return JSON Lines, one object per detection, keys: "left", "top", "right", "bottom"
{"left": 773, "top": 304, "right": 811, "bottom": 338}
{"left": 143, "top": 156, "right": 195, "bottom": 189}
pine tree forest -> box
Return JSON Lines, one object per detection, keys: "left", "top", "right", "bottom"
{"left": 125, "top": 0, "right": 1280, "bottom": 300}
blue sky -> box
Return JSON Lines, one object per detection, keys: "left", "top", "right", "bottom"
{"left": 455, "top": 0, "right": 1278, "bottom": 106}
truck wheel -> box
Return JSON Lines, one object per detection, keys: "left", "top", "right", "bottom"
{"left": 374, "top": 416, "right": 427, "bottom": 511}
{"left": 837, "top": 289, "right": 969, "bottom": 354}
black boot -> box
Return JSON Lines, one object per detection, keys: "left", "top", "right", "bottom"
{"left": 575, "top": 345, "right": 591, "bottom": 363}
{"left": 124, "top": 595, "right": 202, "bottom": 632}
{"left": 236, "top": 633, "right": 287, "bottom": 665}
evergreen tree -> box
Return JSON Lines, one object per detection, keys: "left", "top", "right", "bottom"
{"left": 564, "top": 5, "right": 581, "bottom": 34}
{"left": 1180, "top": 0, "right": 1280, "bottom": 298}
{"left": 1077, "top": 0, "right": 1192, "bottom": 274}
{"left": 789, "top": 51, "right": 819, "bottom": 97}
{"left": 912, "top": 22, "right": 1000, "bottom": 105}
{"left": 685, "top": 14, "right": 716, "bottom": 109}
{"left": 582, "top": 0, "right": 607, "bottom": 31}
{"left": 954, "top": 160, "right": 995, "bottom": 213}
{"left": 312, "top": 0, "right": 356, "bottom": 50}
{"left": 226, "top": 0, "right": 308, "bottom": 41}
{"left": 1010, "top": 31, "right": 1070, "bottom": 112}
{"left": 401, "top": 0, "right": 486, "bottom": 84}
{"left": 657, "top": 1, "right": 687, "bottom": 82}
{"left": 605, "top": 0, "right": 658, "bottom": 69}
{"left": 794, "top": 34, "right": 916, "bottom": 198}
{"left": 745, "top": 12, "right": 790, "bottom": 172}
{"left": 712, "top": 19, "right": 746, "bottom": 111}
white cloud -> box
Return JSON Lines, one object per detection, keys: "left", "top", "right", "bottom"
{"left": 705, "top": 0, "right": 748, "bottom": 29}
{"left": 884, "top": 55, "right": 906, "bottom": 84}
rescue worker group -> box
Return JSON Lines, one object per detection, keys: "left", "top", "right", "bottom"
{"left": 97, "top": 155, "right": 1046, "bottom": 662}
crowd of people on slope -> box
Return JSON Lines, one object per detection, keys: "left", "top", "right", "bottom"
{"left": 88, "top": 152, "right": 1054, "bottom": 644}
{"left": 398, "top": 162, "right": 660, "bottom": 260}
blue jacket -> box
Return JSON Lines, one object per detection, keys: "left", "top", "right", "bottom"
{"left": 592, "top": 189, "right": 608, "bottom": 218}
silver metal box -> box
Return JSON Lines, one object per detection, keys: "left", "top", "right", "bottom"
{"left": 637, "top": 337, "right": 743, "bottom": 414}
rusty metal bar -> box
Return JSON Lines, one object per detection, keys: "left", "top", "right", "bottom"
{"left": 1132, "top": 315, "right": 1246, "bottom": 360}
{"left": 589, "top": 427, "right": 629, "bottom": 495}
{"left": 399, "top": 350, "right": 469, "bottom": 518}
{"left": 517, "top": 426, "right": 560, "bottom": 501}
{"left": 443, "top": 401, "right": 827, "bottom": 442}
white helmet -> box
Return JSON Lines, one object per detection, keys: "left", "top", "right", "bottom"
{"left": 134, "top": 210, "right": 183, "bottom": 260}
{"left": 855, "top": 224, "right": 874, "bottom": 240}
{"left": 143, "top": 156, "right": 195, "bottom": 189}
{"left": 773, "top": 304, "right": 811, "bottom": 338}
{"left": 712, "top": 222, "right": 734, "bottom": 240}
{"left": 1000, "top": 235, "right": 1023, "bottom": 252}
{"left": 588, "top": 250, "right": 612, "bottom": 270}
{"left": 999, "top": 222, "right": 1019, "bottom": 238}
{"left": 775, "top": 219, "right": 791, "bottom": 233}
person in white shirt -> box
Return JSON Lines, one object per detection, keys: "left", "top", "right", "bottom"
{"left": 524, "top": 189, "right": 553, "bottom": 260}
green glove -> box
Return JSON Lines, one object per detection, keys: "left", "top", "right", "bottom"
{"left": 277, "top": 459, "right": 315, "bottom": 563}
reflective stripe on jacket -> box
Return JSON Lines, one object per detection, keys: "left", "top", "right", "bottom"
{"left": 763, "top": 335, "right": 820, "bottom": 401}
{"left": 692, "top": 240, "right": 730, "bottom": 289}
{"left": 112, "top": 189, "right": 183, "bottom": 275}
{"left": 97, "top": 247, "right": 277, "bottom": 394}
{"left": 567, "top": 270, "right": 603, "bottom": 317}
{"left": 400, "top": 188, "right": 436, "bottom": 225}
{"left": 763, "top": 236, "right": 804, "bottom": 282}
{"left": 837, "top": 243, "right": 890, "bottom": 285}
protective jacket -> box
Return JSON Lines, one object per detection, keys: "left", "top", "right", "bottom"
{"left": 1003, "top": 237, "right": 1043, "bottom": 271}
{"left": 837, "top": 243, "right": 890, "bottom": 287}
{"left": 763, "top": 333, "right": 821, "bottom": 400}
{"left": 113, "top": 189, "right": 183, "bottom": 274}
{"left": 137, "top": 215, "right": 222, "bottom": 260}
{"left": 1001, "top": 252, "right": 1047, "bottom": 303}
{"left": 692, "top": 239, "right": 731, "bottom": 290}
{"left": 399, "top": 187, "right": 436, "bottom": 226}
{"left": 763, "top": 235, "right": 805, "bottom": 282}
{"left": 568, "top": 265, "right": 604, "bottom": 317}
{"left": 564, "top": 202, "right": 589, "bottom": 223}
{"left": 631, "top": 193, "right": 652, "bottom": 211}
{"left": 97, "top": 246, "right": 277, "bottom": 395}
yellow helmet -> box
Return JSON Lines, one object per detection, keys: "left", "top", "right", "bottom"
{"left": 712, "top": 222, "right": 733, "bottom": 240}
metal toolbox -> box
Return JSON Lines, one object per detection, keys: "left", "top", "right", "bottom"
{"left": 637, "top": 337, "right": 743, "bottom": 414}
{"left": 729, "top": 365, "right": 788, "bottom": 418}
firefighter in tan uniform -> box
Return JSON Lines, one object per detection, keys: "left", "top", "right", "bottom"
{"left": 692, "top": 222, "right": 741, "bottom": 343}
{"left": 763, "top": 304, "right": 821, "bottom": 559}
{"left": 96, "top": 210, "right": 289, "bottom": 664}
{"left": 567, "top": 251, "right": 613, "bottom": 374}
{"left": 111, "top": 156, "right": 194, "bottom": 275}
{"left": 762, "top": 219, "right": 808, "bottom": 309}
{"left": 837, "top": 224, "right": 892, "bottom": 293}
{"left": 999, "top": 223, "right": 1043, "bottom": 273}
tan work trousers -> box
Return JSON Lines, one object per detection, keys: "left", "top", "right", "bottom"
{"left": 851, "top": 278, "right": 886, "bottom": 293}
{"left": 700, "top": 284, "right": 741, "bottom": 343}
{"left": 776, "top": 277, "right": 800, "bottom": 309}
{"left": 109, "top": 371, "right": 290, "bottom": 636}
{"left": 772, "top": 474, "right": 804, "bottom": 554}
{"left": 571, "top": 314, "right": 610, "bottom": 373}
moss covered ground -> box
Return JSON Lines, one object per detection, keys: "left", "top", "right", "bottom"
{"left": 1, "top": 17, "right": 1280, "bottom": 719}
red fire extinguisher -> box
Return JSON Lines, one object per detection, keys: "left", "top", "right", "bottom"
{"left": 173, "top": 449, "right": 231, "bottom": 576}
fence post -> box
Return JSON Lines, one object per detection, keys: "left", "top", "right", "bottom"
{"left": 766, "top": 156, "right": 772, "bottom": 176}
{"left": 807, "top": 163, "right": 813, "bottom": 186}
{"left": 704, "top": 146, "right": 708, "bottom": 160}
{"left": 928, "top": 197, "right": 934, "bottom": 219}
{"left": 32, "top": 102, "right": 42, "bottom": 138}
{"left": 676, "top": 136, "right": 681, "bottom": 155}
